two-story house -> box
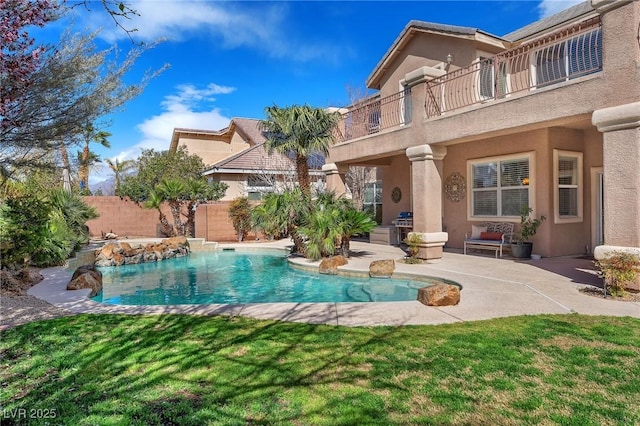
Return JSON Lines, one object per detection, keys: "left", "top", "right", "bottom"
{"left": 324, "top": 0, "right": 639, "bottom": 260}
{"left": 170, "top": 117, "right": 324, "bottom": 201}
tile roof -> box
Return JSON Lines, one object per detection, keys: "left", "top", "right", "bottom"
{"left": 503, "top": 1, "right": 595, "bottom": 42}
{"left": 206, "top": 143, "right": 325, "bottom": 174}
{"left": 231, "top": 118, "right": 267, "bottom": 145}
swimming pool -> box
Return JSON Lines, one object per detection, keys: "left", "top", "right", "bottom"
{"left": 93, "top": 250, "right": 442, "bottom": 305}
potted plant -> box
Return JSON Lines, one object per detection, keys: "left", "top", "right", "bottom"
{"left": 511, "top": 206, "right": 546, "bottom": 259}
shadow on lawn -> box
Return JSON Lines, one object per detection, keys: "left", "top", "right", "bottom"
{"left": 0, "top": 309, "right": 410, "bottom": 425}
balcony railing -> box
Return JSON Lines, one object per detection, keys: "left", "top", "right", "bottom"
{"left": 425, "top": 16, "right": 602, "bottom": 118}
{"left": 335, "top": 89, "right": 412, "bottom": 143}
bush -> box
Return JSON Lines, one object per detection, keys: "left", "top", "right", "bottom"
{"left": 595, "top": 251, "right": 640, "bottom": 296}
{"left": 0, "top": 196, "right": 53, "bottom": 268}
{"left": 404, "top": 233, "right": 424, "bottom": 264}
{"left": 228, "top": 197, "right": 252, "bottom": 242}
{"left": 0, "top": 190, "right": 98, "bottom": 268}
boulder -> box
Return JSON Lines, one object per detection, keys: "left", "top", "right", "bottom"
{"left": 417, "top": 284, "right": 460, "bottom": 306}
{"left": 70, "top": 264, "right": 101, "bottom": 281}
{"left": 369, "top": 259, "right": 395, "bottom": 278}
{"left": 93, "top": 238, "right": 190, "bottom": 267}
{"left": 319, "top": 255, "right": 348, "bottom": 275}
{"left": 162, "top": 236, "right": 189, "bottom": 250}
{"left": 120, "top": 242, "right": 143, "bottom": 257}
{"left": 67, "top": 265, "right": 103, "bottom": 297}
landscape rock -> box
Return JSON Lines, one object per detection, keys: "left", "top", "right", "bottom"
{"left": 319, "top": 255, "right": 348, "bottom": 275}
{"left": 94, "top": 239, "right": 191, "bottom": 267}
{"left": 67, "top": 265, "right": 103, "bottom": 297}
{"left": 417, "top": 284, "right": 460, "bottom": 306}
{"left": 14, "top": 268, "right": 44, "bottom": 285}
{"left": 369, "top": 259, "right": 395, "bottom": 278}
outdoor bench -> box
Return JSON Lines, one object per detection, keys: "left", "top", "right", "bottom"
{"left": 464, "top": 222, "right": 515, "bottom": 258}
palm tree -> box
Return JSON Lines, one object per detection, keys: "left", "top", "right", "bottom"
{"left": 336, "top": 208, "right": 377, "bottom": 258}
{"left": 250, "top": 189, "right": 309, "bottom": 254}
{"left": 297, "top": 206, "right": 342, "bottom": 260}
{"left": 184, "top": 178, "right": 221, "bottom": 238}
{"left": 78, "top": 125, "right": 111, "bottom": 192}
{"left": 296, "top": 191, "right": 376, "bottom": 259}
{"left": 143, "top": 190, "right": 175, "bottom": 237}
{"left": 261, "top": 105, "right": 341, "bottom": 195}
{"left": 105, "top": 158, "right": 135, "bottom": 194}
{"left": 156, "top": 178, "right": 187, "bottom": 235}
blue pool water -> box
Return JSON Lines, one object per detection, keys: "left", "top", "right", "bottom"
{"left": 93, "top": 250, "right": 442, "bottom": 305}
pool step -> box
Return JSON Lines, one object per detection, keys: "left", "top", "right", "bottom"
{"left": 187, "top": 238, "right": 219, "bottom": 252}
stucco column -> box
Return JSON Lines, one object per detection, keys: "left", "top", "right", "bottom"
{"left": 592, "top": 101, "right": 640, "bottom": 250}
{"left": 322, "top": 163, "right": 347, "bottom": 196}
{"left": 405, "top": 144, "right": 448, "bottom": 260}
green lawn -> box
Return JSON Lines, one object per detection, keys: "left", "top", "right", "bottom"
{"left": 1, "top": 314, "right": 639, "bottom": 425}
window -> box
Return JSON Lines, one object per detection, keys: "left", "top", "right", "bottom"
{"left": 554, "top": 150, "right": 583, "bottom": 223}
{"left": 363, "top": 180, "right": 383, "bottom": 224}
{"left": 533, "top": 27, "right": 602, "bottom": 87}
{"left": 246, "top": 175, "right": 274, "bottom": 200}
{"left": 468, "top": 153, "right": 533, "bottom": 218}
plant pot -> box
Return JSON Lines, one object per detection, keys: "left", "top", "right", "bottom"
{"left": 511, "top": 242, "right": 533, "bottom": 259}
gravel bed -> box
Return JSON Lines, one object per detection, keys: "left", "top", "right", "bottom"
{"left": 0, "top": 295, "right": 74, "bottom": 329}
{"left": 0, "top": 268, "right": 75, "bottom": 330}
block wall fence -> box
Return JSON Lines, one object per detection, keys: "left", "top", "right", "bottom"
{"left": 82, "top": 196, "right": 259, "bottom": 242}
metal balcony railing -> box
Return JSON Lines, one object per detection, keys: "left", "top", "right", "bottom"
{"left": 335, "top": 88, "right": 412, "bottom": 143}
{"left": 425, "top": 16, "right": 602, "bottom": 118}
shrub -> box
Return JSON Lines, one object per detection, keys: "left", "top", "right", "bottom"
{"left": 0, "top": 196, "right": 53, "bottom": 268}
{"left": 228, "top": 197, "right": 252, "bottom": 242}
{"left": 0, "top": 190, "right": 98, "bottom": 268}
{"left": 404, "top": 233, "right": 424, "bottom": 264}
{"left": 595, "top": 251, "right": 640, "bottom": 297}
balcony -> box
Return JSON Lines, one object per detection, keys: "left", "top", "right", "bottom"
{"left": 335, "top": 89, "right": 412, "bottom": 143}
{"left": 425, "top": 16, "right": 602, "bottom": 118}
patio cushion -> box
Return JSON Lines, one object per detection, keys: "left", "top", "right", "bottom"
{"left": 480, "top": 231, "right": 503, "bottom": 241}
{"left": 471, "top": 225, "right": 487, "bottom": 239}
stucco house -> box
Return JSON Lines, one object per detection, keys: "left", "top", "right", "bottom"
{"left": 170, "top": 117, "right": 324, "bottom": 201}
{"left": 324, "top": 0, "right": 640, "bottom": 260}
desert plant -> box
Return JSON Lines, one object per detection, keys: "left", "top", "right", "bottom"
{"left": 595, "top": 251, "right": 640, "bottom": 297}
{"left": 336, "top": 208, "right": 377, "bottom": 258}
{"left": 404, "top": 232, "right": 424, "bottom": 264}
{"left": 515, "top": 206, "right": 546, "bottom": 243}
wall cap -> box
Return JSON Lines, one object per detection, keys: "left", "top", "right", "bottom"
{"left": 594, "top": 245, "right": 640, "bottom": 260}
{"left": 592, "top": 101, "right": 640, "bottom": 132}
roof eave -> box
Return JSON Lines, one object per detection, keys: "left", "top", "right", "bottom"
{"left": 366, "top": 23, "right": 507, "bottom": 89}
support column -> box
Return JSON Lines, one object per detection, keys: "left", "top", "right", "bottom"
{"left": 406, "top": 144, "right": 448, "bottom": 260}
{"left": 592, "top": 101, "right": 640, "bottom": 252}
{"left": 322, "top": 163, "right": 347, "bottom": 196}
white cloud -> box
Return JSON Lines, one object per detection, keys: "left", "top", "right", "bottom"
{"left": 82, "top": 1, "right": 337, "bottom": 63}
{"left": 538, "top": 0, "right": 585, "bottom": 18}
{"left": 89, "top": 83, "right": 233, "bottom": 184}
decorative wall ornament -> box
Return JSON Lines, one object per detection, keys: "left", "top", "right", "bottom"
{"left": 444, "top": 172, "right": 466, "bottom": 202}
{"left": 391, "top": 187, "right": 402, "bottom": 203}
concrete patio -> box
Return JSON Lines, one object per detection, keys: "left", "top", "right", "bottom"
{"left": 27, "top": 240, "right": 640, "bottom": 327}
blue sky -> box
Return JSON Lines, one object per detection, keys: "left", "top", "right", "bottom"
{"left": 39, "top": 0, "right": 583, "bottom": 183}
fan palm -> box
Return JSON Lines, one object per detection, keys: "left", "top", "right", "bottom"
{"left": 143, "top": 190, "right": 175, "bottom": 237}
{"left": 78, "top": 124, "right": 111, "bottom": 192}
{"left": 251, "top": 189, "right": 309, "bottom": 254}
{"left": 106, "top": 158, "right": 135, "bottom": 194}
{"left": 261, "top": 105, "right": 341, "bottom": 195}
{"left": 336, "top": 208, "right": 377, "bottom": 257}
{"left": 156, "top": 178, "right": 187, "bottom": 235}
